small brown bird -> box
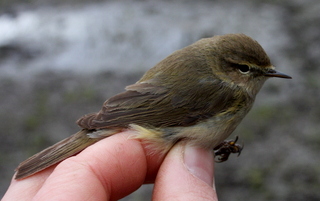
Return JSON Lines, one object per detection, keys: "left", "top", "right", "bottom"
{"left": 15, "top": 33, "right": 291, "bottom": 180}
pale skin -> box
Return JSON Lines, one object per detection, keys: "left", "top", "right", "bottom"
{"left": 3, "top": 131, "right": 218, "bottom": 201}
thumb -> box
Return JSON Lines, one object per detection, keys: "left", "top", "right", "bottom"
{"left": 153, "top": 142, "right": 218, "bottom": 200}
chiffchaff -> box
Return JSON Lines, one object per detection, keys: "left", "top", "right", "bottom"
{"left": 15, "top": 33, "right": 291, "bottom": 179}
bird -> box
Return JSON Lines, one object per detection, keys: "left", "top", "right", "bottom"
{"left": 15, "top": 33, "right": 292, "bottom": 180}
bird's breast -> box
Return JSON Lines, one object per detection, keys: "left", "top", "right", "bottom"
{"left": 162, "top": 102, "right": 252, "bottom": 149}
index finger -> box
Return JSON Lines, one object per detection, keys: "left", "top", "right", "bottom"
{"left": 3, "top": 131, "right": 165, "bottom": 201}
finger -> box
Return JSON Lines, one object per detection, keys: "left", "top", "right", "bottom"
{"left": 34, "top": 131, "right": 165, "bottom": 201}
{"left": 153, "top": 142, "right": 217, "bottom": 201}
{"left": 4, "top": 131, "right": 165, "bottom": 201}
{"left": 3, "top": 165, "right": 56, "bottom": 201}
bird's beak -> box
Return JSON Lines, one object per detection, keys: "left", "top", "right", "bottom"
{"left": 265, "top": 69, "right": 292, "bottom": 79}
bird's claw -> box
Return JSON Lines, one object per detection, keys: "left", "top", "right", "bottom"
{"left": 213, "top": 136, "right": 243, "bottom": 163}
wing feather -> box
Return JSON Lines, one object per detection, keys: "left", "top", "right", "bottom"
{"left": 77, "top": 79, "right": 242, "bottom": 130}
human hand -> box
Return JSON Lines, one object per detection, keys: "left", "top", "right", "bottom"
{"left": 2, "top": 131, "right": 217, "bottom": 201}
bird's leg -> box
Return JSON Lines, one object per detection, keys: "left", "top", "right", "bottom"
{"left": 213, "top": 136, "right": 243, "bottom": 162}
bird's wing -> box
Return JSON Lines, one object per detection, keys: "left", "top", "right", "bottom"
{"left": 77, "top": 78, "right": 242, "bottom": 130}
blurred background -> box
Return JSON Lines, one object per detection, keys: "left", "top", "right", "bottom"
{"left": 0, "top": 0, "right": 319, "bottom": 200}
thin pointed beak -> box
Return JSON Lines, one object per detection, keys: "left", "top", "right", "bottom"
{"left": 265, "top": 69, "right": 292, "bottom": 79}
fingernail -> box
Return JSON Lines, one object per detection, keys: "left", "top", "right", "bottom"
{"left": 184, "top": 144, "right": 214, "bottom": 186}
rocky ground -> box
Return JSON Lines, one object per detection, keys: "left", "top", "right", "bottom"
{"left": 0, "top": 0, "right": 319, "bottom": 200}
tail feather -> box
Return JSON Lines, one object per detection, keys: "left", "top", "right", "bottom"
{"left": 15, "top": 130, "right": 99, "bottom": 180}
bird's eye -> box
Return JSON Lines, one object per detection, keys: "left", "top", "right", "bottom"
{"left": 236, "top": 64, "right": 250, "bottom": 74}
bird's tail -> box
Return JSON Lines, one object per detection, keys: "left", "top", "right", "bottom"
{"left": 15, "top": 129, "right": 99, "bottom": 180}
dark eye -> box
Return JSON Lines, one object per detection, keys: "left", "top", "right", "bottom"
{"left": 236, "top": 64, "right": 250, "bottom": 74}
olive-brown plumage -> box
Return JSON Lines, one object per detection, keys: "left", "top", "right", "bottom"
{"left": 15, "top": 34, "right": 291, "bottom": 180}
{"left": 77, "top": 34, "right": 271, "bottom": 130}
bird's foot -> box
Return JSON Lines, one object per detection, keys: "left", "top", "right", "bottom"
{"left": 213, "top": 136, "right": 243, "bottom": 162}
